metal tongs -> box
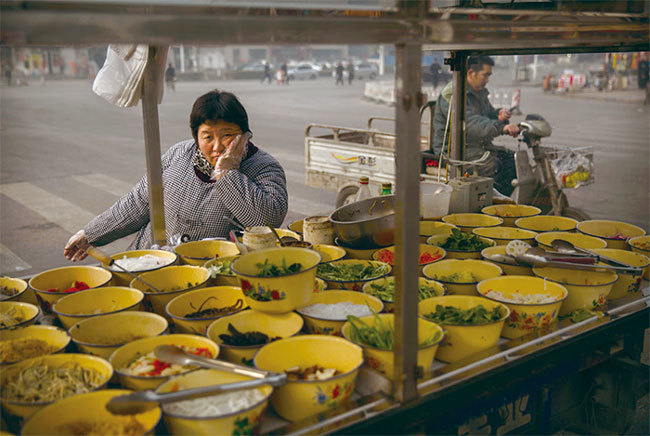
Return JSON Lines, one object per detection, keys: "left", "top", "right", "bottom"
{"left": 106, "top": 345, "right": 286, "bottom": 415}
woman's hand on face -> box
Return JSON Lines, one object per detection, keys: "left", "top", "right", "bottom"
{"left": 64, "top": 229, "right": 91, "bottom": 261}
{"left": 212, "top": 132, "right": 251, "bottom": 181}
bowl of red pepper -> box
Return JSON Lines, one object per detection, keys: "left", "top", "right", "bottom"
{"left": 28, "top": 266, "right": 113, "bottom": 313}
{"left": 371, "top": 244, "right": 446, "bottom": 276}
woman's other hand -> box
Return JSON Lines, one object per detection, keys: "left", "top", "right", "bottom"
{"left": 64, "top": 229, "right": 90, "bottom": 261}
{"left": 212, "top": 132, "right": 251, "bottom": 181}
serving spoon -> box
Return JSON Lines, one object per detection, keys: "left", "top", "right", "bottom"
{"left": 105, "top": 346, "right": 286, "bottom": 416}
{"left": 516, "top": 247, "right": 641, "bottom": 274}
{"left": 550, "top": 239, "right": 634, "bottom": 269}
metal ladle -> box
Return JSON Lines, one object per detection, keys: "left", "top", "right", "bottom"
{"left": 105, "top": 346, "right": 286, "bottom": 416}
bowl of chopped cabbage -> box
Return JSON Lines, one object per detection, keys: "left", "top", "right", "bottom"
{"left": 418, "top": 295, "right": 509, "bottom": 363}
{"left": 481, "top": 204, "right": 541, "bottom": 227}
{"left": 476, "top": 276, "right": 568, "bottom": 339}
{"left": 576, "top": 219, "right": 646, "bottom": 250}
{"left": 230, "top": 247, "right": 321, "bottom": 314}
{"left": 254, "top": 335, "right": 363, "bottom": 422}
{"left": 592, "top": 248, "right": 648, "bottom": 300}
{"left": 316, "top": 259, "right": 391, "bottom": 291}
{"left": 422, "top": 259, "right": 502, "bottom": 296}
{"left": 628, "top": 235, "right": 650, "bottom": 280}
{"left": 362, "top": 276, "right": 446, "bottom": 313}
{"left": 103, "top": 249, "right": 177, "bottom": 286}
{"left": 156, "top": 369, "right": 272, "bottom": 436}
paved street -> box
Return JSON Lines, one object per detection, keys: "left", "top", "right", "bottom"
{"left": 1, "top": 76, "right": 648, "bottom": 276}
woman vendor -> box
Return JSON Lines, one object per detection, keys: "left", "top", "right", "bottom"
{"left": 64, "top": 89, "right": 288, "bottom": 261}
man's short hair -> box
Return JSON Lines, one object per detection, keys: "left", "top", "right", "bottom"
{"left": 468, "top": 56, "right": 495, "bottom": 72}
{"left": 190, "top": 90, "right": 250, "bottom": 142}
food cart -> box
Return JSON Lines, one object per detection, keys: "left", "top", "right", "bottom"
{"left": 1, "top": 1, "right": 648, "bottom": 434}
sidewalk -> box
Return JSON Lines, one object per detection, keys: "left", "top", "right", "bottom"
{"left": 555, "top": 88, "right": 646, "bottom": 104}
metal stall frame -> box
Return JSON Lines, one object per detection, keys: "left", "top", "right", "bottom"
{"left": 2, "top": 1, "right": 648, "bottom": 433}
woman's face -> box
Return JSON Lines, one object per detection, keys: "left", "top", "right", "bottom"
{"left": 197, "top": 119, "right": 243, "bottom": 166}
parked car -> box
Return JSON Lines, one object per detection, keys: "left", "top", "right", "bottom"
{"left": 287, "top": 63, "right": 319, "bottom": 80}
{"left": 333, "top": 63, "right": 379, "bottom": 80}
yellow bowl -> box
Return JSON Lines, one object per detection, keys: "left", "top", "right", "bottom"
{"left": 129, "top": 265, "right": 210, "bottom": 318}
{"left": 532, "top": 267, "right": 617, "bottom": 315}
{"left": 442, "top": 213, "right": 503, "bottom": 233}
{"left": 334, "top": 238, "right": 376, "bottom": 260}
{"left": 481, "top": 204, "right": 542, "bottom": 227}
{"left": 69, "top": 311, "right": 168, "bottom": 360}
{"left": 476, "top": 276, "right": 568, "bottom": 339}
{"left": 287, "top": 219, "right": 304, "bottom": 236}
{"left": 275, "top": 228, "right": 301, "bottom": 242}
{"left": 254, "top": 335, "right": 363, "bottom": 422}
{"left": 472, "top": 227, "right": 538, "bottom": 246}
{"left": 628, "top": 235, "right": 650, "bottom": 280}
{"left": 52, "top": 286, "right": 144, "bottom": 330}
{"left": 175, "top": 240, "right": 240, "bottom": 266}
{"left": 422, "top": 259, "right": 503, "bottom": 296}
{"left": 0, "top": 301, "right": 40, "bottom": 330}
{"left": 418, "top": 295, "right": 509, "bottom": 363}
{"left": 419, "top": 221, "right": 457, "bottom": 243}
{"left": 0, "top": 353, "right": 113, "bottom": 421}
{"left": 592, "top": 248, "right": 648, "bottom": 300}
{"left": 204, "top": 255, "right": 240, "bottom": 287}
{"left": 0, "top": 325, "right": 70, "bottom": 365}
{"left": 515, "top": 215, "right": 578, "bottom": 233}
{"left": 481, "top": 246, "right": 533, "bottom": 276}
{"left": 28, "top": 266, "right": 113, "bottom": 313}
{"left": 207, "top": 310, "right": 303, "bottom": 367}
{"left": 535, "top": 231, "right": 607, "bottom": 251}
{"left": 316, "top": 259, "right": 392, "bottom": 292}
{"left": 231, "top": 247, "right": 321, "bottom": 313}
{"left": 312, "top": 244, "right": 346, "bottom": 263}
{"left": 156, "top": 369, "right": 272, "bottom": 436}
{"left": 298, "top": 290, "right": 384, "bottom": 336}
{"left": 341, "top": 313, "right": 443, "bottom": 379}
{"left": 0, "top": 276, "right": 28, "bottom": 302}
{"left": 165, "top": 286, "right": 247, "bottom": 335}
{"left": 426, "top": 234, "right": 496, "bottom": 259}
{"left": 21, "top": 388, "right": 161, "bottom": 436}
{"left": 362, "top": 276, "right": 446, "bottom": 313}
{"left": 576, "top": 219, "right": 647, "bottom": 250}
{"left": 371, "top": 244, "right": 446, "bottom": 275}
{"left": 109, "top": 334, "right": 219, "bottom": 391}
{"left": 102, "top": 249, "right": 177, "bottom": 286}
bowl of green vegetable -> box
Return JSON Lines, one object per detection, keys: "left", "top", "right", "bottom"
{"left": 362, "top": 276, "right": 446, "bottom": 313}
{"left": 316, "top": 260, "right": 392, "bottom": 292}
{"left": 427, "top": 228, "right": 496, "bottom": 259}
{"left": 204, "top": 255, "right": 240, "bottom": 287}
{"left": 230, "top": 247, "right": 321, "bottom": 314}
{"left": 418, "top": 295, "right": 509, "bottom": 363}
{"left": 422, "top": 259, "right": 502, "bottom": 296}
{"left": 341, "top": 312, "right": 444, "bottom": 379}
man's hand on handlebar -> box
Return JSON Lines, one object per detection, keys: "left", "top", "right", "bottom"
{"left": 497, "top": 108, "right": 512, "bottom": 122}
{"left": 502, "top": 124, "right": 520, "bottom": 137}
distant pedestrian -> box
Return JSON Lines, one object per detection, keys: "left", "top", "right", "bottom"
{"left": 281, "top": 63, "right": 289, "bottom": 85}
{"left": 429, "top": 60, "right": 441, "bottom": 89}
{"left": 637, "top": 53, "right": 648, "bottom": 90}
{"left": 261, "top": 62, "right": 272, "bottom": 84}
{"left": 347, "top": 62, "right": 355, "bottom": 85}
{"left": 335, "top": 62, "right": 344, "bottom": 86}
{"left": 4, "top": 67, "right": 11, "bottom": 86}
{"left": 165, "top": 63, "right": 176, "bottom": 91}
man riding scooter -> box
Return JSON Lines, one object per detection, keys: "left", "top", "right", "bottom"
{"left": 432, "top": 56, "right": 520, "bottom": 196}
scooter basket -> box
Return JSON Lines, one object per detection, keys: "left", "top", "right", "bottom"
{"left": 542, "top": 146, "right": 595, "bottom": 189}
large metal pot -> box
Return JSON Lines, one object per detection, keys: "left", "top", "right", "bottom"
{"left": 329, "top": 195, "right": 395, "bottom": 249}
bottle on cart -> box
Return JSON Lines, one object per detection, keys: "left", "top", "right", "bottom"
{"left": 354, "top": 177, "right": 372, "bottom": 202}
{"left": 381, "top": 182, "right": 392, "bottom": 196}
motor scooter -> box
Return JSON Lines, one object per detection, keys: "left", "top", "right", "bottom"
{"left": 510, "top": 114, "right": 590, "bottom": 220}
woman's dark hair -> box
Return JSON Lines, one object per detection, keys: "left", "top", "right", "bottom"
{"left": 468, "top": 56, "right": 495, "bottom": 72}
{"left": 189, "top": 90, "right": 250, "bottom": 141}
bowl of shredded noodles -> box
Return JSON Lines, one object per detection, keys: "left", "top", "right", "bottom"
{"left": 476, "top": 276, "right": 568, "bottom": 339}
{"left": 69, "top": 311, "right": 168, "bottom": 360}
{"left": 104, "top": 249, "right": 178, "bottom": 286}
{"left": 0, "top": 325, "right": 70, "bottom": 366}
{"left": 21, "top": 389, "right": 161, "bottom": 436}
{"left": 0, "top": 353, "right": 113, "bottom": 420}
{"left": 0, "top": 301, "right": 40, "bottom": 330}
{"left": 156, "top": 369, "right": 272, "bottom": 436}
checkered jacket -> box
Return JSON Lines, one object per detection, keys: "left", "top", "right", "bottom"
{"left": 84, "top": 139, "right": 288, "bottom": 249}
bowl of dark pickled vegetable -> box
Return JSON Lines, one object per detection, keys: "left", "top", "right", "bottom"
{"left": 230, "top": 247, "right": 321, "bottom": 314}
{"left": 329, "top": 195, "right": 395, "bottom": 249}
{"left": 206, "top": 310, "right": 303, "bottom": 366}
{"left": 316, "top": 260, "right": 392, "bottom": 292}
{"left": 418, "top": 295, "right": 509, "bottom": 363}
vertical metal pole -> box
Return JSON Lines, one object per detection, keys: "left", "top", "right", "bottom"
{"left": 142, "top": 46, "right": 167, "bottom": 247}
{"left": 393, "top": 41, "right": 422, "bottom": 403}
{"left": 450, "top": 52, "right": 467, "bottom": 178}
